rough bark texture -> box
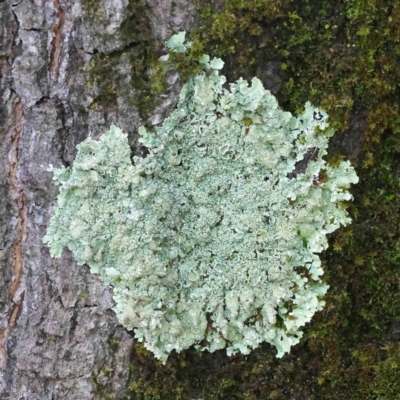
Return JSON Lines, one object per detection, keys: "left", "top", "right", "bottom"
{"left": 0, "top": 1, "right": 197, "bottom": 398}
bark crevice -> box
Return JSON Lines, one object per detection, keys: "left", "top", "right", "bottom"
{"left": 0, "top": 98, "right": 26, "bottom": 370}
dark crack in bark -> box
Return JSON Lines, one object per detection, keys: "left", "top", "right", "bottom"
{"left": 49, "top": 0, "right": 66, "bottom": 86}
{"left": 0, "top": 99, "right": 26, "bottom": 369}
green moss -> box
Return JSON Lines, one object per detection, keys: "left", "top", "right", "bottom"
{"left": 78, "top": 291, "right": 88, "bottom": 300}
{"left": 185, "top": 1, "right": 400, "bottom": 140}
{"left": 128, "top": 44, "right": 169, "bottom": 120}
{"left": 304, "top": 134, "right": 400, "bottom": 398}
{"left": 108, "top": 338, "right": 120, "bottom": 353}
{"left": 167, "top": 43, "right": 203, "bottom": 83}
{"left": 87, "top": 56, "right": 119, "bottom": 107}
{"left": 81, "top": 0, "right": 102, "bottom": 17}
{"left": 86, "top": 0, "right": 169, "bottom": 121}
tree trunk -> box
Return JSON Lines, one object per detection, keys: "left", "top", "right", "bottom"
{"left": 3, "top": 0, "right": 384, "bottom": 398}
{"left": 0, "top": 1, "right": 197, "bottom": 398}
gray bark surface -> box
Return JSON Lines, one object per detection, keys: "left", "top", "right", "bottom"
{"left": 0, "top": 1, "right": 196, "bottom": 398}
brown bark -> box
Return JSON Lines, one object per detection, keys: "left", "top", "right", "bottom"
{"left": 0, "top": 0, "right": 197, "bottom": 398}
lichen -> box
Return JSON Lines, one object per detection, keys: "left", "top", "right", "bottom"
{"left": 45, "top": 34, "right": 358, "bottom": 364}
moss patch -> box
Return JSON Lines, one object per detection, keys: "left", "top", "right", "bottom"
{"left": 85, "top": 0, "right": 169, "bottom": 121}
{"left": 192, "top": 0, "right": 400, "bottom": 137}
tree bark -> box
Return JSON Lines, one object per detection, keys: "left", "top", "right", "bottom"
{"left": 0, "top": 0, "right": 197, "bottom": 398}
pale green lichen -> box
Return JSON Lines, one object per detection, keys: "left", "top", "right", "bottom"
{"left": 44, "top": 33, "right": 358, "bottom": 363}
{"left": 165, "top": 31, "right": 192, "bottom": 53}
